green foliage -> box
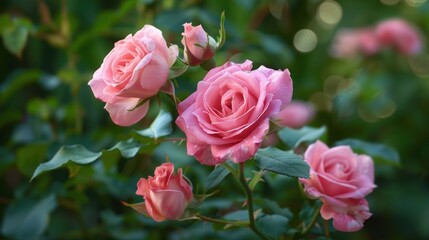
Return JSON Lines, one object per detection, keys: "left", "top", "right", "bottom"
{"left": 205, "top": 164, "right": 230, "bottom": 191}
{"left": 135, "top": 109, "right": 173, "bottom": 139}
{"left": 277, "top": 126, "right": 327, "bottom": 149}
{"left": 256, "top": 214, "right": 289, "bottom": 239}
{"left": 1, "top": 194, "right": 56, "bottom": 239}
{"left": 335, "top": 138, "right": 400, "bottom": 166}
{"left": 31, "top": 139, "right": 144, "bottom": 181}
{"left": 255, "top": 147, "right": 310, "bottom": 178}
{"left": 31, "top": 145, "right": 102, "bottom": 181}
{"left": 0, "top": 15, "right": 32, "bottom": 57}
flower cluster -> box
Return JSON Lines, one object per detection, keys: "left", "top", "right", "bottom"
{"left": 300, "top": 141, "right": 376, "bottom": 232}
{"left": 331, "top": 18, "right": 422, "bottom": 58}
{"left": 87, "top": 15, "right": 377, "bottom": 237}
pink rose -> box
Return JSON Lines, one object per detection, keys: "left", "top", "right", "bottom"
{"left": 181, "top": 23, "right": 217, "bottom": 66}
{"left": 299, "top": 141, "right": 376, "bottom": 232}
{"left": 330, "top": 28, "right": 379, "bottom": 58}
{"left": 272, "top": 100, "right": 315, "bottom": 128}
{"left": 176, "top": 60, "right": 293, "bottom": 165}
{"left": 375, "top": 18, "right": 422, "bottom": 56}
{"left": 88, "top": 25, "right": 178, "bottom": 126}
{"left": 136, "top": 163, "right": 193, "bottom": 222}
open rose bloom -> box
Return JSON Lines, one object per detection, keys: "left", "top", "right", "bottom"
{"left": 299, "top": 141, "right": 376, "bottom": 232}
{"left": 88, "top": 25, "right": 178, "bottom": 126}
{"left": 176, "top": 60, "right": 293, "bottom": 165}
{"left": 136, "top": 163, "right": 193, "bottom": 222}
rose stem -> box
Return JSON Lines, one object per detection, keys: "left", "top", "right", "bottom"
{"left": 195, "top": 214, "right": 248, "bottom": 227}
{"left": 239, "top": 162, "right": 270, "bottom": 240}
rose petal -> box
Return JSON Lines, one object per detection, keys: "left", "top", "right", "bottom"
{"left": 105, "top": 98, "right": 150, "bottom": 126}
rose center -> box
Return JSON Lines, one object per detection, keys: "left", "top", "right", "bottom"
{"left": 326, "top": 161, "right": 349, "bottom": 179}
{"left": 221, "top": 90, "right": 244, "bottom": 115}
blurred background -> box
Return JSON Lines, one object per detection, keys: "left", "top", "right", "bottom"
{"left": 1, "top": 0, "right": 429, "bottom": 239}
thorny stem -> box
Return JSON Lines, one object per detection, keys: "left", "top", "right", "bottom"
{"left": 239, "top": 163, "right": 270, "bottom": 240}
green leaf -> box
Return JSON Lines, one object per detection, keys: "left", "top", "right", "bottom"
{"left": 169, "top": 58, "right": 189, "bottom": 79}
{"left": 31, "top": 145, "right": 101, "bottom": 181}
{"left": 263, "top": 199, "right": 293, "bottom": 219}
{"left": 222, "top": 210, "right": 249, "bottom": 221}
{"left": 135, "top": 109, "right": 173, "bottom": 139}
{"left": 334, "top": 138, "right": 400, "bottom": 166}
{"left": 255, "top": 147, "right": 309, "bottom": 178}
{"left": 278, "top": 126, "right": 326, "bottom": 149}
{"left": 1, "top": 17, "right": 32, "bottom": 57}
{"left": 31, "top": 138, "right": 146, "bottom": 180}
{"left": 256, "top": 214, "right": 289, "bottom": 239}
{"left": 216, "top": 11, "right": 226, "bottom": 49}
{"left": 121, "top": 201, "right": 148, "bottom": 216}
{"left": 205, "top": 165, "right": 230, "bottom": 190}
{"left": 108, "top": 138, "right": 143, "bottom": 158}
{"left": 1, "top": 194, "right": 56, "bottom": 239}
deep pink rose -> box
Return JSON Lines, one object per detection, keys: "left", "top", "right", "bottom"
{"left": 272, "top": 100, "right": 315, "bottom": 128}
{"left": 181, "top": 23, "right": 217, "bottom": 66}
{"left": 331, "top": 28, "right": 379, "bottom": 58}
{"left": 89, "top": 25, "right": 178, "bottom": 126}
{"left": 136, "top": 163, "right": 193, "bottom": 222}
{"left": 299, "top": 141, "right": 376, "bottom": 232}
{"left": 375, "top": 18, "right": 422, "bottom": 56}
{"left": 176, "top": 60, "right": 293, "bottom": 165}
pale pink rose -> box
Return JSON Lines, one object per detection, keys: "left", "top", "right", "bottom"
{"left": 136, "top": 163, "right": 193, "bottom": 222}
{"left": 89, "top": 25, "right": 178, "bottom": 126}
{"left": 375, "top": 18, "right": 423, "bottom": 56}
{"left": 272, "top": 100, "right": 315, "bottom": 128}
{"left": 181, "top": 23, "right": 217, "bottom": 66}
{"left": 299, "top": 141, "right": 376, "bottom": 232}
{"left": 331, "top": 28, "right": 379, "bottom": 58}
{"left": 176, "top": 60, "right": 293, "bottom": 165}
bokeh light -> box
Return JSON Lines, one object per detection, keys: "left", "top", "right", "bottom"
{"left": 293, "top": 29, "right": 318, "bottom": 53}
{"left": 380, "top": 0, "right": 400, "bottom": 5}
{"left": 404, "top": 0, "right": 427, "bottom": 7}
{"left": 317, "top": 0, "right": 342, "bottom": 26}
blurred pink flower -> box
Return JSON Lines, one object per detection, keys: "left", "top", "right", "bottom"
{"left": 299, "top": 141, "right": 376, "bottom": 232}
{"left": 181, "top": 23, "right": 217, "bottom": 66}
{"left": 331, "top": 28, "right": 379, "bottom": 58}
{"left": 375, "top": 18, "right": 423, "bottom": 56}
{"left": 136, "top": 163, "right": 193, "bottom": 222}
{"left": 176, "top": 60, "right": 293, "bottom": 165}
{"left": 88, "top": 25, "right": 178, "bottom": 126}
{"left": 272, "top": 100, "right": 315, "bottom": 128}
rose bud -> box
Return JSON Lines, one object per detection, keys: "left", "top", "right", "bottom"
{"left": 181, "top": 23, "right": 217, "bottom": 66}
{"left": 136, "top": 163, "right": 193, "bottom": 221}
